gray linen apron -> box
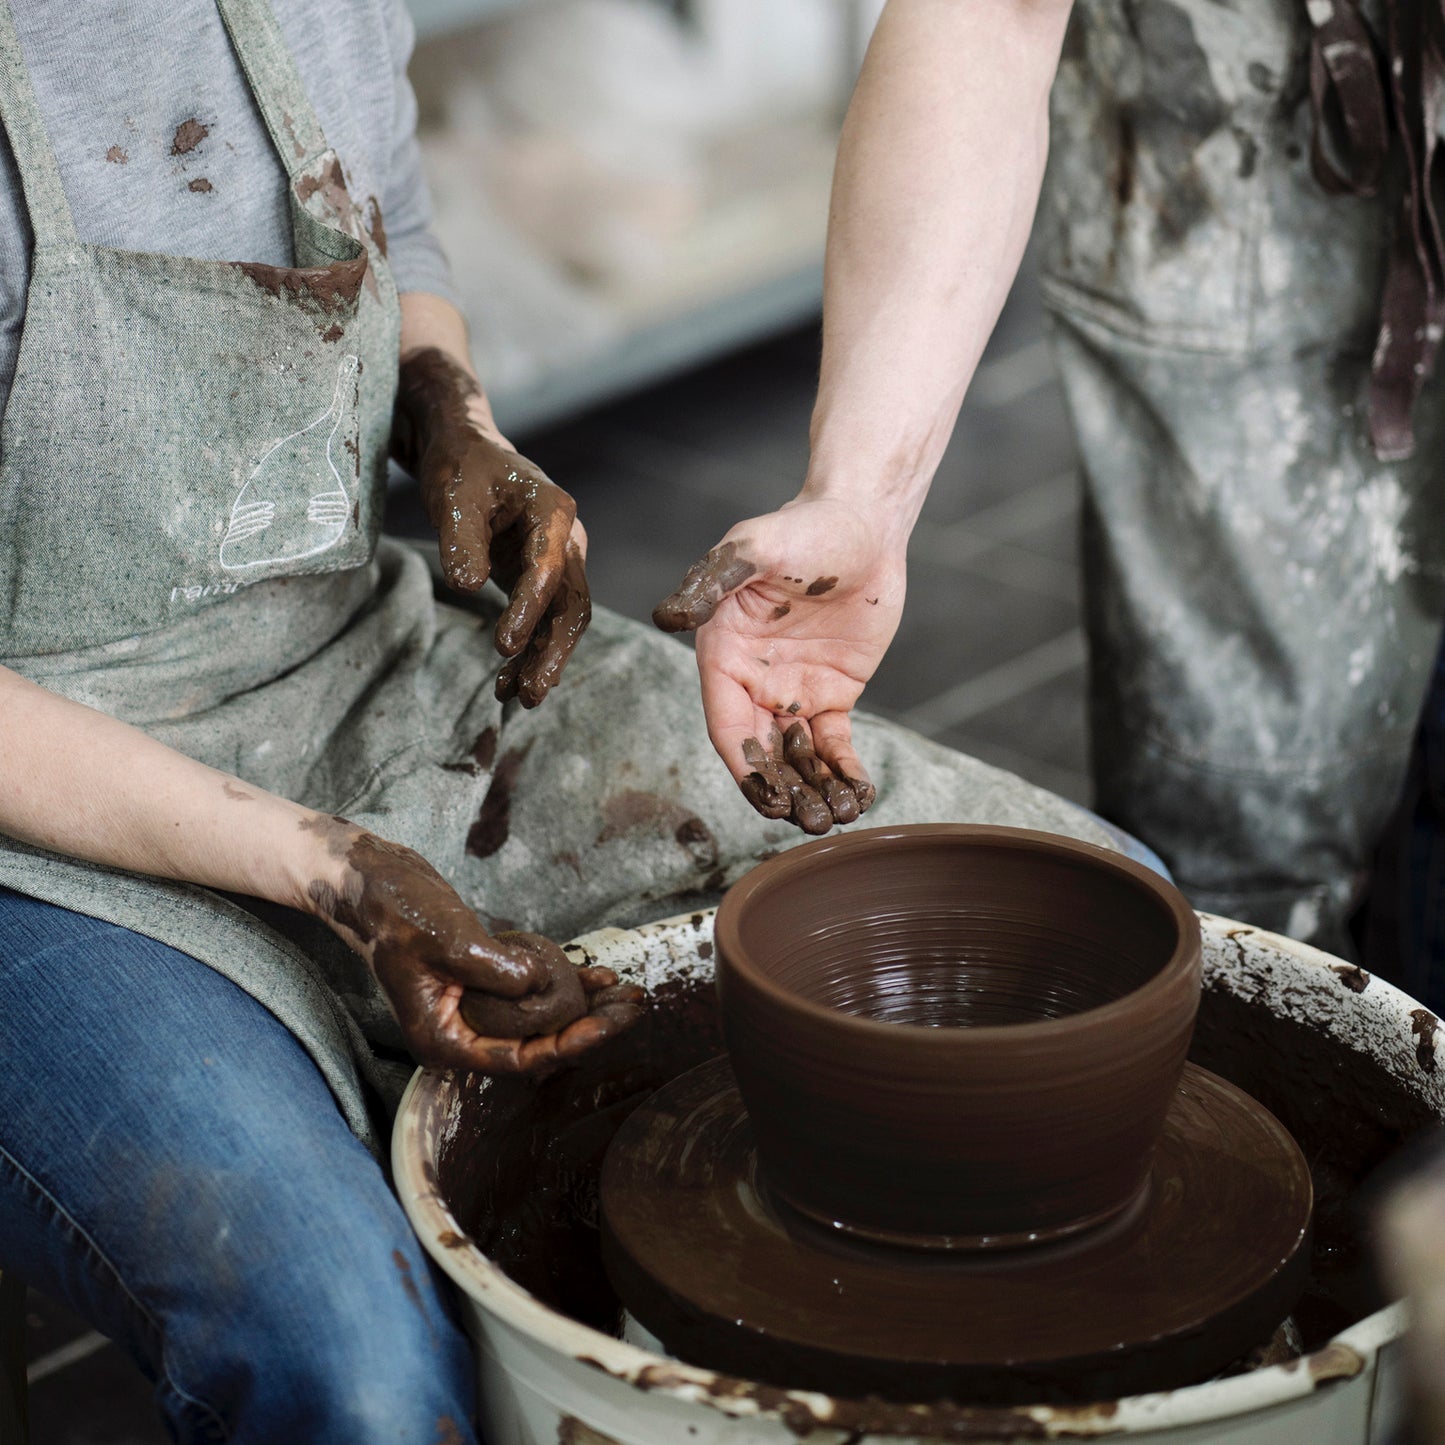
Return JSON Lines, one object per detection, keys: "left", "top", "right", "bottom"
{"left": 1038, "top": 0, "right": 1445, "bottom": 957}
{"left": 0, "top": 0, "right": 1118, "bottom": 1156}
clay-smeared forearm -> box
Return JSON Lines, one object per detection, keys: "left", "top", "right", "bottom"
{"left": 0, "top": 668, "right": 636, "bottom": 1072}
{"left": 802, "top": 0, "right": 1073, "bottom": 530}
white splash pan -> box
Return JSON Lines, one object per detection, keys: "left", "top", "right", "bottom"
{"left": 395, "top": 911, "right": 1445, "bottom": 1445}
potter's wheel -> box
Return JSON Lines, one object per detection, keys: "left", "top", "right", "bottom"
{"left": 600, "top": 1055, "right": 1314, "bottom": 1401}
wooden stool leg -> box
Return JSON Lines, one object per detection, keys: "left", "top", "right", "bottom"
{"left": 0, "top": 1270, "right": 29, "bottom": 1445}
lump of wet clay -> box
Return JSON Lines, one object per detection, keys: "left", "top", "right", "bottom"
{"left": 460, "top": 932, "right": 587, "bottom": 1040}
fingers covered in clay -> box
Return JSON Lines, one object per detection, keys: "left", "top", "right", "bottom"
{"left": 737, "top": 724, "right": 876, "bottom": 834}
{"left": 433, "top": 475, "right": 494, "bottom": 595}
{"left": 304, "top": 822, "right": 551, "bottom": 1067}
{"left": 653, "top": 540, "right": 758, "bottom": 633}
{"left": 491, "top": 481, "right": 576, "bottom": 658}
{"left": 459, "top": 932, "right": 587, "bottom": 1039}
{"left": 464, "top": 950, "right": 647, "bottom": 1074}
{"left": 739, "top": 734, "right": 830, "bottom": 835}
{"left": 805, "top": 712, "right": 877, "bottom": 816}
{"left": 495, "top": 543, "right": 591, "bottom": 708}
{"left": 304, "top": 819, "right": 644, "bottom": 1074}
{"left": 784, "top": 721, "right": 860, "bottom": 824}
{"left": 397, "top": 347, "right": 588, "bottom": 696}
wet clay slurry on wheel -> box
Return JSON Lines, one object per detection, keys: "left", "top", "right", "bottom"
{"left": 436, "top": 968, "right": 1432, "bottom": 1407}
{"left": 715, "top": 826, "right": 1203, "bottom": 1247}
{"left": 598, "top": 1054, "right": 1313, "bottom": 1400}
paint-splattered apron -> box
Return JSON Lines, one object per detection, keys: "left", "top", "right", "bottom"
{"left": 0, "top": 0, "right": 1118, "bottom": 1156}
{"left": 1038, "top": 0, "right": 1445, "bottom": 958}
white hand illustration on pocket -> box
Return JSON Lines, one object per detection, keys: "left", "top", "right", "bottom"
{"left": 220, "top": 354, "right": 360, "bottom": 571}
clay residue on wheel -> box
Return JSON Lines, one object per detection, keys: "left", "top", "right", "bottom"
{"left": 1329, "top": 963, "right": 1370, "bottom": 993}
{"left": 430, "top": 968, "right": 1436, "bottom": 1421}
{"left": 1410, "top": 1008, "right": 1439, "bottom": 1073}
{"left": 609, "top": 1356, "right": 1121, "bottom": 1440}
{"left": 1191, "top": 985, "right": 1438, "bottom": 1347}
{"left": 437, "top": 976, "right": 724, "bottom": 1337}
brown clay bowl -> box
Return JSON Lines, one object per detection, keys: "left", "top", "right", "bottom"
{"left": 714, "top": 824, "right": 1202, "bottom": 1249}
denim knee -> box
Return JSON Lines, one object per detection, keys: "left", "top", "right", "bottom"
{"left": 215, "top": 1262, "right": 475, "bottom": 1445}
{"left": 0, "top": 891, "right": 477, "bottom": 1444}
{"left": 142, "top": 1170, "right": 475, "bottom": 1443}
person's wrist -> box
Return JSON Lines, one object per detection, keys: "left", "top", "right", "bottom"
{"left": 277, "top": 809, "right": 361, "bottom": 920}
{"left": 791, "top": 476, "right": 918, "bottom": 556}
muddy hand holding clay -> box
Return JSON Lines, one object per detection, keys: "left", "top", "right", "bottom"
{"left": 302, "top": 815, "right": 643, "bottom": 1072}
{"left": 394, "top": 347, "right": 591, "bottom": 707}
{"left": 461, "top": 930, "right": 646, "bottom": 1051}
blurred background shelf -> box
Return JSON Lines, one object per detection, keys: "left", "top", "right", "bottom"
{"left": 408, "top": 0, "right": 859, "bottom": 431}
{"left": 409, "top": 0, "right": 534, "bottom": 40}
{"left": 486, "top": 256, "right": 824, "bottom": 434}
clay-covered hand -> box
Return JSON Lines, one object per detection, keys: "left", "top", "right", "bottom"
{"left": 304, "top": 819, "right": 642, "bottom": 1072}
{"left": 460, "top": 932, "right": 647, "bottom": 1072}
{"left": 395, "top": 347, "right": 591, "bottom": 707}
{"left": 653, "top": 496, "right": 899, "bottom": 833}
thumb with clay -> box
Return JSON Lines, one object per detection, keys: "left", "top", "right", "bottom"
{"left": 460, "top": 931, "right": 646, "bottom": 1073}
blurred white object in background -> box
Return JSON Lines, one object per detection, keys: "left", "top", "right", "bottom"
{"left": 687, "top": 0, "right": 843, "bottom": 128}
{"left": 420, "top": 122, "right": 620, "bottom": 398}
{"left": 1376, "top": 1145, "right": 1445, "bottom": 1443}
{"left": 409, "top": 0, "right": 869, "bottom": 425}
{"left": 480, "top": 0, "right": 728, "bottom": 172}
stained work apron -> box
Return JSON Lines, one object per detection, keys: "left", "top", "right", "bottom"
{"left": 0, "top": 0, "right": 1117, "bottom": 1155}
{"left": 1038, "top": 0, "right": 1445, "bottom": 957}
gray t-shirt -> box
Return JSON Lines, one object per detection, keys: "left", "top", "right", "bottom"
{"left": 0, "top": 0, "right": 452, "bottom": 421}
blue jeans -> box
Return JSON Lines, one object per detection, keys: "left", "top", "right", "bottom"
{"left": 0, "top": 888, "right": 477, "bottom": 1445}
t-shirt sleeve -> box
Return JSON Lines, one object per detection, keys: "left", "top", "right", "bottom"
{"left": 378, "top": 0, "right": 456, "bottom": 304}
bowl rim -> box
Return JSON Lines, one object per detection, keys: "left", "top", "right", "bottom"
{"left": 713, "top": 823, "right": 1201, "bottom": 1045}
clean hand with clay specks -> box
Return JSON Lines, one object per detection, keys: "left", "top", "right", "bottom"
{"left": 395, "top": 346, "right": 591, "bottom": 708}
{"left": 653, "top": 496, "right": 900, "bottom": 833}
{"left": 303, "top": 816, "right": 643, "bottom": 1073}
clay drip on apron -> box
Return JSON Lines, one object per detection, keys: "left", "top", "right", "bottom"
{"left": 593, "top": 828, "right": 1315, "bottom": 1398}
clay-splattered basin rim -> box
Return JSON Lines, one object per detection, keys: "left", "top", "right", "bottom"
{"left": 395, "top": 910, "right": 1423, "bottom": 1441}
{"left": 714, "top": 824, "right": 1201, "bottom": 1042}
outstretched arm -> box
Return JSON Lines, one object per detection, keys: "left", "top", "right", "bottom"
{"left": 655, "top": 0, "right": 1074, "bottom": 829}
{"left": 0, "top": 666, "right": 640, "bottom": 1071}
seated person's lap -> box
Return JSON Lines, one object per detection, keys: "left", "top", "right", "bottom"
{"left": 0, "top": 887, "right": 475, "bottom": 1444}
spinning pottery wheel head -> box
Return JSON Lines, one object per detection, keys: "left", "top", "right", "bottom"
{"left": 599, "top": 826, "right": 1314, "bottom": 1400}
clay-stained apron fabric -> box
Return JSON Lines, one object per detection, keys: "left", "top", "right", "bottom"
{"left": 0, "top": 0, "right": 1121, "bottom": 1154}
{"left": 1037, "top": 0, "right": 1445, "bottom": 957}
{"left": 0, "top": 0, "right": 411, "bottom": 1149}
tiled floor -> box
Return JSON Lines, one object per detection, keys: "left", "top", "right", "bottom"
{"left": 15, "top": 262, "right": 1087, "bottom": 1441}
